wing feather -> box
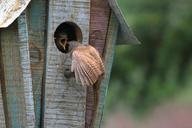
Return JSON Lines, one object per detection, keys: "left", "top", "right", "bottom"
{"left": 71, "top": 45, "right": 104, "bottom": 86}
{"left": 87, "top": 46, "right": 105, "bottom": 73}
{"left": 79, "top": 61, "right": 94, "bottom": 85}
{"left": 72, "top": 57, "right": 81, "bottom": 84}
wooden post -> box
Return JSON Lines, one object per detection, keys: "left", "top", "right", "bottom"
{"left": 43, "top": 0, "right": 90, "bottom": 127}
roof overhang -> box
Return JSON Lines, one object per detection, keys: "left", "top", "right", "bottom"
{"left": 108, "top": 0, "right": 140, "bottom": 44}
{"left": 0, "top": 0, "right": 31, "bottom": 28}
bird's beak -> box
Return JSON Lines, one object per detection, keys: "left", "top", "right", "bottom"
{"left": 60, "top": 38, "right": 67, "bottom": 50}
{"left": 63, "top": 40, "right": 67, "bottom": 50}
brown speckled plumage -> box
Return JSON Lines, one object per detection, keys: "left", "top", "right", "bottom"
{"left": 71, "top": 43, "right": 104, "bottom": 86}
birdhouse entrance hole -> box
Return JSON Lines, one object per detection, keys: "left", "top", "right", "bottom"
{"left": 54, "top": 22, "right": 83, "bottom": 53}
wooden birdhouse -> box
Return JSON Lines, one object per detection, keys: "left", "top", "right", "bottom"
{"left": 0, "top": 0, "right": 139, "bottom": 128}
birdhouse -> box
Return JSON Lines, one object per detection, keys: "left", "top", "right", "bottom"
{"left": 0, "top": 0, "right": 139, "bottom": 128}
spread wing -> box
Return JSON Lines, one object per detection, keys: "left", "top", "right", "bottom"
{"left": 71, "top": 45, "right": 105, "bottom": 86}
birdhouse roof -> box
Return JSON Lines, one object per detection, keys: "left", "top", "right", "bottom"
{"left": 0, "top": 0, "right": 31, "bottom": 28}
{"left": 0, "top": 0, "right": 140, "bottom": 44}
{"left": 108, "top": 0, "right": 140, "bottom": 44}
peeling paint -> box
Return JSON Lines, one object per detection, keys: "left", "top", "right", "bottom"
{"left": 0, "top": 0, "right": 31, "bottom": 28}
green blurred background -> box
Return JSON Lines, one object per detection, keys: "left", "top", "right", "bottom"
{"left": 104, "top": 0, "right": 192, "bottom": 127}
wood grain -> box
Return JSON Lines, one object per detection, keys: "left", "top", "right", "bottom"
{"left": 17, "top": 10, "right": 35, "bottom": 128}
{"left": 0, "top": 83, "right": 6, "bottom": 128}
{"left": 27, "top": 0, "right": 47, "bottom": 127}
{"left": 0, "top": 31, "right": 6, "bottom": 128}
{"left": 94, "top": 12, "right": 119, "bottom": 127}
{"left": 1, "top": 21, "right": 27, "bottom": 128}
{"left": 0, "top": 23, "right": 25, "bottom": 128}
{"left": 43, "top": 0, "right": 90, "bottom": 127}
{"left": 0, "top": 11, "right": 35, "bottom": 128}
{"left": 87, "top": 0, "right": 111, "bottom": 127}
{"left": 89, "top": 0, "right": 111, "bottom": 54}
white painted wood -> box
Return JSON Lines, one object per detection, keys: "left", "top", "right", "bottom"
{"left": 0, "top": 0, "right": 31, "bottom": 28}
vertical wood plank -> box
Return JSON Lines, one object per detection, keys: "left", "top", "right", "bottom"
{"left": 94, "top": 13, "right": 119, "bottom": 127}
{"left": 43, "top": 0, "right": 90, "bottom": 127}
{"left": 0, "top": 45, "right": 6, "bottom": 128}
{"left": 0, "top": 31, "right": 6, "bottom": 128}
{"left": 17, "top": 10, "right": 35, "bottom": 128}
{"left": 0, "top": 82, "right": 6, "bottom": 128}
{"left": 88, "top": 0, "right": 111, "bottom": 127}
{"left": 27, "top": 0, "right": 47, "bottom": 127}
{"left": 0, "top": 11, "right": 35, "bottom": 128}
{"left": 89, "top": 0, "right": 111, "bottom": 54}
{"left": 1, "top": 21, "right": 27, "bottom": 128}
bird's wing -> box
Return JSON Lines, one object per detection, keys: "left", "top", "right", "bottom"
{"left": 87, "top": 45, "right": 105, "bottom": 73}
{"left": 71, "top": 45, "right": 104, "bottom": 86}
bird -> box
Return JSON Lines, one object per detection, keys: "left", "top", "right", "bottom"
{"left": 55, "top": 33, "right": 105, "bottom": 86}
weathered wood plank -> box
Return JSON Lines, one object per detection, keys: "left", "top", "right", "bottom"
{"left": 0, "top": 0, "right": 31, "bottom": 28}
{"left": 1, "top": 22, "right": 27, "bottom": 128}
{"left": 0, "top": 83, "right": 6, "bottom": 128}
{"left": 94, "top": 12, "right": 119, "bottom": 127}
{"left": 17, "top": 10, "right": 35, "bottom": 128}
{"left": 0, "top": 31, "right": 6, "bottom": 128}
{"left": 1, "top": 21, "right": 27, "bottom": 128}
{"left": 27, "top": 0, "right": 47, "bottom": 127}
{"left": 87, "top": 0, "right": 111, "bottom": 127}
{"left": 89, "top": 0, "right": 111, "bottom": 54}
{"left": 43, "top": 0, "right": 90, "bottom": 127}
{"left": 0, "top": 11, "right": 35, "bottom": 127}
{"left": 0, "top": 90, "right": 5, "bottom": 127}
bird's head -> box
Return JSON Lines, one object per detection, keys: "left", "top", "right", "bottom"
{"left": 55, "top": 33, "right": 81, "bottom": 53}
{"left": 58, "top": 34, "right": 69, "bottom": 53}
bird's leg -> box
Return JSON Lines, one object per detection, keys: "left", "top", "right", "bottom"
{"left": 64, "top": 55, "right": 74, "bottom": 78}
{"left": 64, "top": 68, "right": 74, "bottom": 78}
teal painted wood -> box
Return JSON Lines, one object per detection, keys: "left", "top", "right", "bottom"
{"left": 0, "top": 82, "right": 6, "bottom": 127}
{"left": 0, "top": 32, "right": 6, "bottom": 128}
{"left": 17, "top": 10, "right": 35, "bottom": 128}
{"left": 1, "top": 21, "right": 27, "bottom": 128}
{"left": 43, "top": 0, "right": 90, "bottom": 127}
{"left": 94, "top": 12, "right": 119, "bottom": 127}
{"left": 27, "top": 0, "right": 47, "bottom": 127}
{"left": 0, "top": 11, "right": 35, "bottom": 128}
